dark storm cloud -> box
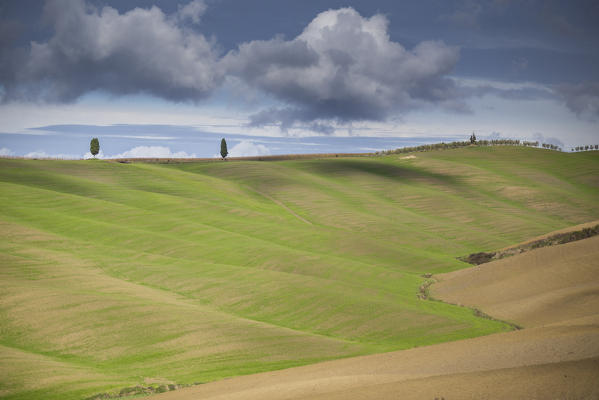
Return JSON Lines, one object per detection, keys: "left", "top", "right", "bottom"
{"left": 4, "top": 0, "right": 597, "bottom": 133}
{"left": 226, "top": 8, "right": 462, "bottom": 129}
{"left": 1, "top": 2, "right": 464, "bottom": 131}
{"left": 0, "top": 19, "right": 22, "bottom": 48}
{"left": 1, "top": 0, "right": 222, "bottom": 102}
{"left": 554, "top": 82, "right": 599, "bottom": 119}
{"left": 247, "top": 107, "right": 336, "bottom": 134}
{"left": 0, "top": 18, "right": 24, "bottom": 92}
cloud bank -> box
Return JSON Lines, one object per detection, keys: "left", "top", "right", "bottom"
{"left": 554, "top": 82, "right": 599, "bottom": 119}
{"left": 25, "top": 150, "right": 82, "bottom": 159}
{"left": 0, "top": 147, "right": 14, "bottom": 156}
{"left": 226, "top": 8, "right": 461, "bottom": 129}
{"left": 228, "top": 140, "right": 271, "bottom": 157}
{"left": 110, "top": 146, "right": 196, "bottom": 159}
{"left": 0, "top": 146, "right": 197, "bottom": 159}
{"left": 0, "top": 1, "right": 461, "bottom": 129}
{"left": 532, "top": 133, "right": 564, "bottom": 148}
{"left": 2, "top": 0, "right": 591, "bottom": 134}
{"left": 1, "top": 0, "right": 222, "bottom": 102}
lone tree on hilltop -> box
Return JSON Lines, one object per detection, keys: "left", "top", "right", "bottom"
{"left": 220, "top": 138, "right": 228, "bottom": 160}
{"left": 90, "top": 138, "right": 100, "bottom": 158}
{"left": 469, "top": 132, "right": 477, "bottom": 144}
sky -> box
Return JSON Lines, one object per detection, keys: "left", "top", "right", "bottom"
{"left": 0, "top": 0, "right": 598, "bottom": 158}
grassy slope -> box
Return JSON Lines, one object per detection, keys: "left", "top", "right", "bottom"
{"left": 0, "top": 147, "right": 597, "bottom": 399}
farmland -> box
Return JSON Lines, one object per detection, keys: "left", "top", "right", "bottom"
{"left": 1, "top": 146, "right": 598, "bottom": 399}
{"left": 157, "top": 232, "right": 599, "bottom": 400}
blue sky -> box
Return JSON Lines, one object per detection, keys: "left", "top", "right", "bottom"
{"left": 0, "top": 0, "right": 597, "bottom": 158}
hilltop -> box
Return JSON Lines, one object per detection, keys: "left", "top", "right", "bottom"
{"left": 0, "top": 146, "right": 597, "bottom": 399}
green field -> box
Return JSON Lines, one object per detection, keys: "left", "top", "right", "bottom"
{"left": 1, "top": 146, "right": 598, "bottom": 399}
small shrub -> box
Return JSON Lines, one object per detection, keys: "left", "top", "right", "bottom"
{"left": 156, "top": 385, "right": 168, "bottom": 393}
{"left": 461, "top": 251, "right": 496, "bottom": 265}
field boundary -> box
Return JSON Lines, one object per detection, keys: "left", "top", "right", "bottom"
{"left": 459, "top": 223, "right": 599, "bottom": 265}
{"left": 418, "top": 277, "right": 522, "bottom": 331}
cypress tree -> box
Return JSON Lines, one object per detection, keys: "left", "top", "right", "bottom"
{"left": 220, "top": 138, "right": 228, "bottom": 159}
{"left": 90, "top": 138, "right": 100, "bottom": 158}
{"left": 470, "top": 132, "right": 477, "bottom": 144}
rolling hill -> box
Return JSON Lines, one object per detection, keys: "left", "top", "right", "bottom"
{"left": 0, "top": 146, "right": 597, "bottom": 399}
{"left": 151, "top": 233, "right": 599, "bottom": 400}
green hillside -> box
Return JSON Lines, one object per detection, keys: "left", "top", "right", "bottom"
{"left": 1, "top": 147, "right": 597, "bottom": 399}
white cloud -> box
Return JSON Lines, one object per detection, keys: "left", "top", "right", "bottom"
{"left": 3, "top": 0, "right": 222, "bottom": 102}
{"left": 83, "top": 149, "right": 105, "bottom": 159}
{"left": 226, "top": 7, "right": 460, "bottom": 129}
{"left": 24, "top": 151, "right": 81, "bottom": 159}
{"left": 109, "top": 146, "right": 196, "bottom": 159}
{"left": 228, "top": 140, "right": 271, "bottom": 157}
{"left": 0, "top": 147, "right": 14, "bottom": 156}
{"left": 532, "top": 133, "right": 564, "bottom": 148}
{"left": 0, "top": 4, "right": 462, "bottom": 137}
{"left": 177, "top": 0, "right": 207, "bottom": 24}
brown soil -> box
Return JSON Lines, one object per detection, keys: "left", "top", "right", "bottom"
{"left": 434, "top": 235, "right": 599, "bottom": 328}
{"left": 149, "top": 234, "right": 599, "bottom": 400}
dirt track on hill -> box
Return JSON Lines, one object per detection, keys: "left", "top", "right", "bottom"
{"left": 150, "top": 233, "right": 599, "bottom": 400}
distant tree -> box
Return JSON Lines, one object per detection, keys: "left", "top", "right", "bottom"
{"left": 220, "top": 138, "right": 228, "bottom": 159}
{"left": 90, "top": 138, "right": 100, "bottom": 158}
{"left": 469, "top": 132, "right": 477, "bottom": 144}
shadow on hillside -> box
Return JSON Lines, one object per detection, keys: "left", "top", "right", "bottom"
{"left": 297, "top": 159, "right": 461, "bottom": 186}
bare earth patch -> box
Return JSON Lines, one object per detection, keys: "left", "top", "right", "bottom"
{"left": 434, "top": 235, "right": 599, "bottom": 329}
